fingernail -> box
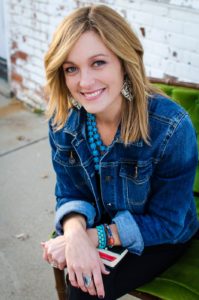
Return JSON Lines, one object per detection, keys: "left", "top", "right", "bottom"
{"left": 99, "top": 296, "right": 104, "bottom": 299}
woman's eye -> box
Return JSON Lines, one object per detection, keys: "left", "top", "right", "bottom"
{"left": 64, "top": 66, "right": 77, "bottom": 74}
{"left": 93, "top": 60, "right": 106, "bottom": 67}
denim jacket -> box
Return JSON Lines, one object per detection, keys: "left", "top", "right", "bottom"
{"left": 49, "top": 94, "right": 199, "bottom": 255}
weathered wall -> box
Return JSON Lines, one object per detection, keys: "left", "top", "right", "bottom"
{"left": 6, "top": 0, "right": 199, "bottom": 108}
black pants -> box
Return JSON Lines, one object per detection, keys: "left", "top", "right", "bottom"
{"left": 67, "top": 242, "right": 189, "bottom": 300}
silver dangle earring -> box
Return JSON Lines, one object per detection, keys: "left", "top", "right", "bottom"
{"left": 69, "top": 97, "right": 82, "bottom": 110}
{"left": 121, "top": 76, "right": 134, "bottom": 102}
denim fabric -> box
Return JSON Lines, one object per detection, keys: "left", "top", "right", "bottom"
{"left": 49, "top": 94, "right": 199, "bottom": 255}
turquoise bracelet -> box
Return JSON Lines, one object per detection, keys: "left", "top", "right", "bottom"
{"left": 96, "top": 224, "right": 107, "bottom": 249}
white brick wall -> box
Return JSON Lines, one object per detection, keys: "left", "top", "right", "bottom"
{"left": 6, "top": 0, "right": 199, "bottom": 108}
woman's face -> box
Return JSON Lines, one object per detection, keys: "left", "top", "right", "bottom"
{"left": 63, "top": 31, "right": 124, "bottom": 116}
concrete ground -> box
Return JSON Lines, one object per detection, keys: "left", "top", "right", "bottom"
{"left": 0, "top": 89, "right": 137, "bottom": 299}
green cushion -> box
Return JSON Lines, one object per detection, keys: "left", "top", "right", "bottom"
{"left": 171, "top": 88, "right": 199, "bottom": 111}
{"left": 137, "top": 239, "right": 199, "bottom": 300}
{"left": 187, "top": 98, "right": 199, "bottom": 193}
{"left": 50, "top": 230, "right": 57, "bottom": 239}
{"left": 137, "top": 278, "right": 198, "bottom": 300}
{"left": 194, "top": 167, "right": 199, "bottom": 193}
{"left": 154, "top": 84, "right": 174, "bottom": 97}
{"left": 195, "top": 196, "right": 199, "bottom": 220}
{"left": 184, "top": 98, "right": 199, "bottom": 141}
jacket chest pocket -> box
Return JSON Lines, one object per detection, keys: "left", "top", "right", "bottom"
{"left": 54, "top": 148, "right": 81, "bottom": 167}
{"left": 54, "top": 148, "right": 89, "bottom": 189}
{"left": 119, "top": 161, "right": 152, "bottom": 208}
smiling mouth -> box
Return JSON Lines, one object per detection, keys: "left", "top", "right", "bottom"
{"left": 81, "top": 88, "right": 105, "bottom": 100}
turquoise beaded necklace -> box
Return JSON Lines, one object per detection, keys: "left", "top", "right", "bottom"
{"left": 86, "top": 112, "right": 108, "bottom": 172}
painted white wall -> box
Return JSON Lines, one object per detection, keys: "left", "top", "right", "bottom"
{"left": 0, "top": 0, "right": 7, "bottom": 59}
{"left": 6, "top": 0, "right": 199, "bottom": 108}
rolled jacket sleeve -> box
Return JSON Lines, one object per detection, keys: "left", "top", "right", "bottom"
{"left": 113, "top": 210, "right": 144, "bottom": 255}
{"left": 55, "top": 200, "right": 96, "bottom": 235}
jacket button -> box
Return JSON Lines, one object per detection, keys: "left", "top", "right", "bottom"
{"left": 105, "top": 176, "right": 112, "bottom": 182}
{"left": 69, "top": 151, "right": 76, "bottom": 165}
{"left": 69, "top": 157, "right": 76, "bottom": 164}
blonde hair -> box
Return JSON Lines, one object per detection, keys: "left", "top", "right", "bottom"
{"left": 45, "top": 4, "right": 163, "bottom": 144}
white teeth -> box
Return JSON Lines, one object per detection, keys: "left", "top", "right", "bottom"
{"left": 84, "top": 89, "right": 102, "bottom": 98}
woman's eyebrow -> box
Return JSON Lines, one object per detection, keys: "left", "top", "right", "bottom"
{"left": 89, "top": 54, "right": 109, "bottom": 59}
{"left": 63, "top": 54, "right": 109, "bottom": 64}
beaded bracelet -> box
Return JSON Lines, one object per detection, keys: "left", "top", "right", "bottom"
{"left": 96, "top": 224, "right": 107, "bottom": 249}
{"left": 104, "top": 224, "right": 115, "bottom": 248}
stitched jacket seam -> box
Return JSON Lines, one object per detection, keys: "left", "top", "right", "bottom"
{"left": 158, "top": 112, "right": 188, "bottom": 161}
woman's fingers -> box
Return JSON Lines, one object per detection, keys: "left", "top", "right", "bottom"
{"left": 75, "top": 270, "right": 88, "bottom": 293}
{"left": 41, "top": 237, "right": 66, "bottom": 268}
{"left": 100, "top": 260, "right": 110, "bottom": 275}
{"left": 63, "top": 227, "right": 109, "bottom": 297}
{"left": 92, "top": 261, "right": 110, "bottom": 298}
{"left": 41, "top": 242, "right": 51, "bottom": 262}
{"left": 67, "top": 258, "right": 106, "bottom": 296}
{"left": 82, "top": 273, "right": 97, "bottom": 296}
{"left": 92, "top": 268, "right": 105, "bottom": 298}
{"left": 58, "top": 261, "right": 67, "bottom": 270}
{"left": 68, "top": 269, "right": 79, "bottom": 288}
{"left": 68, "top": 266, "right": 99, "bottom": 296}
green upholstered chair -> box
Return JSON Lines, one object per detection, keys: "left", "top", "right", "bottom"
{"left": 51, "top": 85, "right": 199, "bottom": 300}
{"left": 133, "top": 240, "right": 199, "bottom": 300}
{"left": 130, "top": 196, "right": 199, "bottom": 300}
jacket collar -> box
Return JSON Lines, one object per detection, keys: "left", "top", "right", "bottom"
{"left": 63, "top": 107, "right": 86, "bottom": 137}
{"left": 62, "top": 107, "right": 143, "bottom": 147}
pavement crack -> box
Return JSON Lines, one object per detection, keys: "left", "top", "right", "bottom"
{"left": 0, "top": 136, "right": 48, "bottom": 157}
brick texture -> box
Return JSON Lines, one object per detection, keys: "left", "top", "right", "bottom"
{"left": 6, "top": 0, "right": 199, "bottom": 108}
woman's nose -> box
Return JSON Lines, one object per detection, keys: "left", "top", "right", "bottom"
{"left": 79, "top": 69, "right": 95, "bottom": 89}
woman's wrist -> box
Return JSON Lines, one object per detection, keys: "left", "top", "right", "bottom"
{"left": 87, "top": 228, "right": 99, "bottom": 247}
{"left": 63, "top": 213, "right": 86, "bottom": 235}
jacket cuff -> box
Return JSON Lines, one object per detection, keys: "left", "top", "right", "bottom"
{"left": 55, "top": 200, "right": 96, "bottom": 235}
{"left": 112, "top": 210, "right": 144, "bottom": 255}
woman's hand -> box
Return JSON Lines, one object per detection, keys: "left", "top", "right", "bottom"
{"left": 64, "top": 216, "right": 110, "bottom": 298}
{"left": 86, "top": 228, "right": 99, "bottom": 247}
{"left": 40, "top": 228, "right": 97, "bottom": 270}
{"left": 41, "top": 235, "right": 66, "bottom": 270}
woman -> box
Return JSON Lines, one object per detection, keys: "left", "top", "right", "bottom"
{"left": 41, "top": 5, "right": 198, "bottom": 300}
